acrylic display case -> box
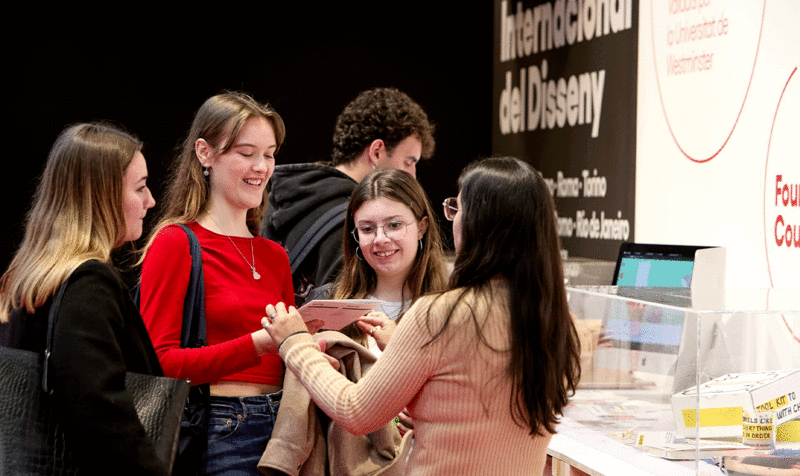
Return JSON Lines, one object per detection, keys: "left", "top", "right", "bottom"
{"left": 548, "top": 285, "right": 800, "bottom": 476}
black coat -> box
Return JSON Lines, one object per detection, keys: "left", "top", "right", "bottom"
{"left": 5, "top": 259, "right": 168, "bottom": 475}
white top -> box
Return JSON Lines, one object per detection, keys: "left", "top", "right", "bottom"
{"left": 370, "top": 297, "right": 412, "bottom": 321}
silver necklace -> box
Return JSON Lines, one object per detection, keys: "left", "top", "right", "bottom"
{"left": 208, "top": 215, "right": 260, "bottom": 280}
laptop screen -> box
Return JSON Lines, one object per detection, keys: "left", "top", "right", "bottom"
{"left": 612, "top": 243, "right": 712, "bottom": 287}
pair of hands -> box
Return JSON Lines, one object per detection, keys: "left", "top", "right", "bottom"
{"left": 262, "top": 303, "right": 413, "bottom": 435}
{"left": 261, "top": 303, "right": 397, "bottom": 351}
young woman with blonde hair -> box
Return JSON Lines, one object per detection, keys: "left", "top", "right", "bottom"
{"left": 0, "top": 122, "right": 165, "bottom": 475}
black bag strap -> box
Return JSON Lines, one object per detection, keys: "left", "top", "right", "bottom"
{"left": 131, "top": 224, "right": 206, "bottom": 350}
{"left": 176, "top": 224, "right": 206, "bottom": 350}
{"left": 42, "top": 278, "right": 70, "bottom": 394}
{"left": 288, "top": 201, "right": 347, "bottom": 274}
{"left": 171, "top": 224, "right": 208, "bottom": 418}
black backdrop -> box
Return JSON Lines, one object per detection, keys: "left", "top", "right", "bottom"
{"left": 3, "top": 6, "right": 493, "bottom": 273}
{"left": 491, "top": 0, "right": 639, "bottom": 262}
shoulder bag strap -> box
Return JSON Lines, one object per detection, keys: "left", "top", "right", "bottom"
{"left": 42, "top": 279, "right": 70, "bottom": 394}
{"left": 131, "top": 225, "right": 206, "bottom": 350}
{"left": 288, "top": 201, "right": 348, "bottom": 274}
{"left": 177, "top": 224, "right": 206, "bottom": 350}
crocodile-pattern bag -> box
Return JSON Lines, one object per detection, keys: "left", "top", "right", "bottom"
{"left": 0, "top": 279, "right": 190, "bottom": 475}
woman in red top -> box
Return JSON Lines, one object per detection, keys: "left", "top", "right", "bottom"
{"left": 140, "top": 92, "right": 320, "bottom": 475}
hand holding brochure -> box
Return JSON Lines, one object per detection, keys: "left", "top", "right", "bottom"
{"left": 298, "top": 299, "right": 382, "bottom": 330}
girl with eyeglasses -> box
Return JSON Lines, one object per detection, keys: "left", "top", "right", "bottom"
{"left": 314, "top": 168, "right": 448, "bottom": 355}
{"left": 306, "top": 168, "right": 448, "bottom": 442}
{"left": 264, "top": 157, "right": 581, "bottom": 475}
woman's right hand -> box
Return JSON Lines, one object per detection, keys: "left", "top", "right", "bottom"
{"left": 252, "top": 310, "right": 325, "bottom": 356}
{"left": 264, "top": 302, "right": 310, "bottom": 349}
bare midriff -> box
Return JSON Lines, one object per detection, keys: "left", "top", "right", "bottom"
{"left": 209, "top": 381, "right": 282, "bottom": 397}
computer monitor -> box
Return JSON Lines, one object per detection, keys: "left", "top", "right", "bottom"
{"left": 612, "top": 243, "right": 713, "bottom": 287}
{"left": 591, "top": 297, "right": 687, "bottom": 388}
{"left": 589, "top": 286, "right": 729, "bottom": 393}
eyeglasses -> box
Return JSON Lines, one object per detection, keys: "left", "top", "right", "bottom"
{"left": 351, "top": 220, "right": 416, "bottom": 245}
{"left": 442, "top": 197, "right": 458, "bottom": 221}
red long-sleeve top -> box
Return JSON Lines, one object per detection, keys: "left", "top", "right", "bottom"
{"left": 140, "top": 222, "right": 295, "bottom": 386}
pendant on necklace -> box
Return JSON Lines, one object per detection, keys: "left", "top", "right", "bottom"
{"left": 253, "top": 270, "right": 261, "bottom": 280}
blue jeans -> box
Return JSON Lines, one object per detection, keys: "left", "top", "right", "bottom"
{"left": 204, "top": 391, "right": 282, "bottom": 476}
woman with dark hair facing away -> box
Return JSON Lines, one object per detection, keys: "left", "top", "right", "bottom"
{"left": 0, "top": 123, "right": 165, "bottom": 474}
{"left": 320, "top": 168, "right": 448, "bottom": 355}
{"left": 263, "top": 156, "right": 582, "bottom": 475}
{"left": 139, "top": 92, "right": 323, "bottom": 475}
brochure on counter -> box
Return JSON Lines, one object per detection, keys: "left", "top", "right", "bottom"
{"left": 638, "top": 439, "right": 754, "bottom": 460}
{"left": 297, "top": 299, "right": 382, "bottom": 330}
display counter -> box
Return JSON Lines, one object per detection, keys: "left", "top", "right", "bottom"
{"left": 549, "top": 286, "right": 800, "bottom": 476}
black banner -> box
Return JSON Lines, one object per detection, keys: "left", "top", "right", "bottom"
{"left": 492, "top": 0, "right": 639, "bottom": 261}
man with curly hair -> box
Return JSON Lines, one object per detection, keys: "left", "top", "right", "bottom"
{"left": 261, "top": 87, "right": 435, "bottom": 305}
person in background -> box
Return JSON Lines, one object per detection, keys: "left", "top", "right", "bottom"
{"left": 260, "top": 87, "right": 435, "bottom": 304}
{"left": 139, "top": 92, "right": 321, "bottom": 476}
{"left": 0, "top": 123, "right": 166, "bottom": 475}
{"left": 264, "top": 156, "right": 582, "bottom": 475}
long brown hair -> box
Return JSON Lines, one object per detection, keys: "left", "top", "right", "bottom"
{"left": 0, "top": 122, "right": 142, "bottom": 321}
{"left": 427, "top": 156, "right": 580, "bottom": 435}
{"left": 333, "top": 169, "right": 448, "bottom": 341}
{"left": 144, "top": 91, "right": 285, "bottom": 250}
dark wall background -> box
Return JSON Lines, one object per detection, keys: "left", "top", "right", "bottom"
{"left": 3, "top": 6, "right": 493, "bottom": 273}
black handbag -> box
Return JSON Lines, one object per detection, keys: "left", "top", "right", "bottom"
{"left": 134, "top": 224, "right": 210, "bottom": 476}
{"left": 0, "top": 272, "right": 190, "bottom": 475}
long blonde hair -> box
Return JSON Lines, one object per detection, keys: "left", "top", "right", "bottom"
{"left": 143, "top": 91, "right": 285, "bottom": 252}
{"left": 0, "top": 123, "right": 142, "bottom": 322}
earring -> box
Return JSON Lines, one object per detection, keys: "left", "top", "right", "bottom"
{"left": 356, "top": 247, "right": 365, "bottom": 261}
{"left": 371, "top": 163, "right": 376, "bottom": 171}
{"left": 203, "top": 165, "right": 210, "bottom": 177}
{"left": 419, "top": 239, "right": 423, "bottom": 251}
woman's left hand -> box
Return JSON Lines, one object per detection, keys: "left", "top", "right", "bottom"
{"left": 357, "top": 312, "right": 396, "bottom": 351}
{"left": 263, "top": 302, "right": 309, "bottom": 347}
{"left": 396, "top": 408, "right": 415, "bottom": 437}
